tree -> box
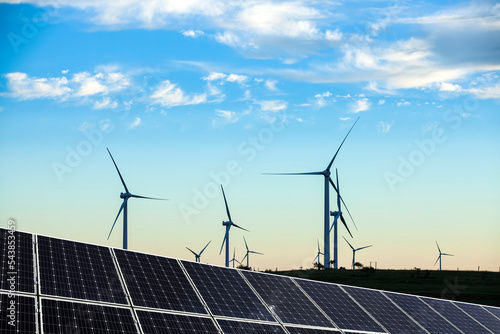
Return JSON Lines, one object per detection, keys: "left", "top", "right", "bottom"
{"left": 313, "top": 262, "right": 324, "bottom": 270}
{"left": 354, "top": 262, "right": 363, "bottom": 269}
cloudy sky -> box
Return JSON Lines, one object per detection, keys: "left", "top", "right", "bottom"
{"left": 1, "top": 0, "right": 499, "bottom": 271}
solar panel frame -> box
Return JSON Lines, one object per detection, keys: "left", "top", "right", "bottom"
{"left": 341, "top": 285, "right": 427, "bottom": 334}
{"left": 217, "top": 318, "right": 286, "bottom": 333}
{"left": 484, "top": 305, "right": 500, "bottom": 320}
{"left": 114, "top": 249, "right": 207, "bottom": 314}
{"left": 285, "top": 326, "right": 342, "bottom": 334}
{"left": 452, "top": 301, "right": 500, "bottom": 333}
{"left": 420, "top": 296, "right": 492, "bottom": 333}
{"left": 0, "top": 292, "right": 38, "bottom": 334}
{"left": 294, "top": 278, "right": 386, "bottom": 333}
{"left": 137, "top": 309, "right": 220, "bottom": 333}
{"left": 0, "top": 229, "right": 35, "bottom": 294}
{"left": 241, "top": 270, "right": 335, "bottom": 328}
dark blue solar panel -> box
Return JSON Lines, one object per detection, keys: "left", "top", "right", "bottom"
{"left": 421, "top": 297, "right": 491, "bottom": 333}
{"left": 182, "top": 261, "right": 274, "bottom": 321}
{"left": 41, "top": 298, "right": 138, "bottom": 333}
{"left": 37, "top": 236, "right": 127, "bottom": 304}
{"left": 0, "top": 293, "right": 37, "bottom": 333}
{"left": 241, "top": 271, "right": 334, "bottom": 328}
{"left": 137, "top": 311, "right": 219, "bottom": 333}
{"left": 285, "top": 326, "right": 341, "bottom": 333}
{"left": 296, "top": 279, "right": 385, "bottom": 332}
{"left": 383, "top": 291, "right": 461, "bottom": 334}
{"left": 453, "top": 302, "right": 500, "bottom": 333}
{"left": 484, "top": 305, "right": 500, "bottom": 320}
{"left": 0, "top": 229, "right": 34, "bottom": 293}
{"left": 217, "top": 319, "right": 286, "bottom": 333}
{"left": 115, "top": 250, "right": 206, "bottom": 314}
{"left": 343, "top": 286, "right": 426, "bottom": 334}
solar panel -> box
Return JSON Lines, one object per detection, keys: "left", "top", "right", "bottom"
{"left": 0, "top": 293, "right": 37, "bottom": 333}
{"left": 0, "top": 229, "right": 34, "bottom": 294}
{"left": 182, "top": 260, "right": 274, "bottom": 321}
{"left": 41, "top": 298, "right": 138, "bottom": 333}
{"left": 296, "top": 278, "right": 385, "bottom": 333}
{"left": 383, "top": 291, "right": 462, "bottom": 334}
{"left": 453, "top": 301, "right": 500, "bottom": 333}
{"left": 342, "top": 286, "right": 426, "bottom": 333}
{"left": 484, "top": 305, "right": 500, "bottom": 320}
{"left": 114, "top": 249, "right": 206, "bottom": 314}
{"left": 37, "top": 236, "right": 128, "bottom": 304}
{"left": 285, "top": 326, "right": 341, "bottom": 333}
{"left": 421, "top": 296, "right": 491, "bottom": 333}
{"left": 241, "top": 270, "right": 334, "bottom": 328}
{"left": 137, "top": 310, "right": 219, "bottom": 333}
{"left": 217, "top": 319, "right": 286, "bottom": 333}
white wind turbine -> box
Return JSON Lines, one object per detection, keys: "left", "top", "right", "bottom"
{"left": 313, "top": 239, "right": 324, "bottom": 267}
{"left": 435, "top": 241, "right": 454, "bottom": 271}
{"left": 241, "top": 236, "right": 263, "bottom": 268}
{"left": 344, "top": 236, "right": 372, "bottom": 270}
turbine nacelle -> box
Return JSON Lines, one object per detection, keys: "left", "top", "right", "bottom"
{"left": 120, "top": 192, "right": 129, "bottom": 199}
{"left": 222, "top": 221, "right": 231, "bottom": 226}
{"left": 323, "top": 170, "right": 331, "bottom": 177}
{"left": 330, "top": 210, "right": 341, "bottom": 217}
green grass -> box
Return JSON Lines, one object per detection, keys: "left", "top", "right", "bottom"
{"left": 275, "top": 268, "right": 500, "bottom": 307}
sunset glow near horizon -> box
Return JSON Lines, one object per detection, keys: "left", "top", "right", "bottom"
{"left": 1, "top": 0, "right": 499, "bottom": 272}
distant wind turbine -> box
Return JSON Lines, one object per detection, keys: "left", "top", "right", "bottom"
{"left": 186, "top": 241, "right": 211, "bottom": 263}
{"left": 329, "top": 169, "right": 353, "bottom": 269}
{"left": 313, "top": 239, "right": 324, "bottom": 266}
{"left": 434, "top": 241, "right": 454, "bottom": 271}
{"left": 229, "top": 247, "right": 241, "bottom": 268}
{"left": 344, "top": 236, "right": 372, "bottom": 270}
{"left": 241, "top": 236, "right": 263, "bottom": 268}
{"left": 106, "top": 148, "right": 166, "bottom": 249}
{"left": 219, "top": 185, "right": 248, "bottom": 267}
{"left": 264, "top": 117, "right": 359, "bottom": 269}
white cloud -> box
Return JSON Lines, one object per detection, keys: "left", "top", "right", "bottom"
{"left": 151, "top": 80, "right": 207, "bottom": 107}
{"left": 439, "top": 82, "right": 463, "bottom": 92}
{"left": 203, "top": 72, "right": 227, "bottom": 82}
{"left": 61, "top": 69, "right": 69, "bottom": 74}
{"left": 94, "top": 97, "right": 118, "bottom": 109}
{"left": 264, "top": 79, "right": 278, "bottom": 91}
{"left": 468, "top": 84, "right": 500, "bottom": 99}
{"left": 182, "top": 29, "right": 204, "bottom": 38}
{"left": 377, "top": 121, "right": 392, "bottom": 133}
{"left": 214, "top": 109, "right": 239, "bottom": 124}
{"left": 378, "top": 99, "right": 386, "bottom": 105}
{"left": 351, "top": 98, "right": 371, "bottom": 113}
{"left": 339, "top": 117, "right": 351, "bottom": 121}
{"left": 255, "top": 99, "right": 287, "bottom": 111}
{"left": 397, "top": 100, "right": 411, "bottom": 107}
{"left": 325, "top": 29, "right": 342, "bottom": 41}
{"left": 314, "top": 91, "right": 334, "bottom": 107}
{"left": 4, "top": 72, "right": 71, "bottom": 99}
{"left": 129, "top": 117, "right": 141, "bottom": 129}
{"left": 226, "top": 73, "right": 248, "bottom": 84}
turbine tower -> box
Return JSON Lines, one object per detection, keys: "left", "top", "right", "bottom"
{"left": 219, "top": 185, "right": 248, "bottom": 267}
{"left": 344, "top": 236, "right": 372, "bottom": 270}
{"left": 313, "top": 239, "right": 324, "bottom": 266}
{"left": 330, "top": 169, "right": 353, "bottom": 269}
{"left": 241, "top": 236, "right": 263, "bottom": 268}
{"left": 229, "top": 247, "right": 241, "bottom": 268}
{"left": 264, "top": 117, "right": 359, "bottom": 269}
{"left": 106, "top": 148, "right": 165, "bottom": 249}
{"left": 186, "top": 241, "right": 211, "bottom": 263}
{"left": 434, "top": 241, "right": 454, "bottom": 271}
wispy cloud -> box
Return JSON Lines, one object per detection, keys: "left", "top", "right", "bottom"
{"left": 255, "top": 99, "right": 287, "bottom": 112}
{"left": 351, "top": 97, "right": 371, "bottom": 113}
{"left": 151, "top": 80, "right": 207, "bottom": 107}
{"left": 182, "top": 29, "right": 204, "bottom": 38}
{"left": 377, "top": 121, "right": 392, "bottom": 133}
{"left": 129, "top": 117, "right": 141, "bottom": 129}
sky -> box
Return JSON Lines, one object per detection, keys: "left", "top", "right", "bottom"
{"left": 1, "top": 0, "right": 499, "bottom": 272}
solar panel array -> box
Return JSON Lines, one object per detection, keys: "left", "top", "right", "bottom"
{"left": 1, "top": 228, "right": 499, "bottom": 333}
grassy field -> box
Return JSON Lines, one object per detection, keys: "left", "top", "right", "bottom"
{"left": 275, "top": 268, "right": 500, "bottom": 307}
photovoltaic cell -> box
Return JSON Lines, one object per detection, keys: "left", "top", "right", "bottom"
{"left": 484, "top": 306, "right": 500, "bottom": 320}
{"left": 137, "top": 311, "right": 219, "bottom": 333}
{"left": 421, "top": 297, "right": 491, "bottom": 333}
{"left": 182, "top": 261, "right": 274, "bottom": 321}
{"left": 342, "top": 286, "right": 426, "bottom": 334}
{"left": 115, "top": 250, "right": 206, "bottom": 314}
{"left": 383, "top": 291, "right": 462, "bottom": 334}
{"left": 453, "top": 302, "right": 500, "bottom": 333}
{"left": 217, "top": 319, "right": 286, "bottom": 333}
{"left": 0, "top": 229, "right": 34, "bottom": 293}
{"left": 241, "top": 271, "right": 333, "bottom": 328}
{"left": 285, "top": 326, "right": 341, "bottom": 333}
{"left": 0, "top": 293, "right": 37, "bottom": 333}
{"left": 296, "top": 279, "right": 385, "bottom": 333}
{"left": 41, "top": 298, "right": 138, "bottom": 333}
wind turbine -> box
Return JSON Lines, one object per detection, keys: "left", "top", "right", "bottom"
{"left": 241, "top": 236, "right": 263, "bottom": 268}
{"left": 106, "top": 148, "right": 166, "bottom": 250}
{"left": 330, "top": 169, "right": 353, "bottom": 269}
{"left": 264, "top": 117, "right": 359, "bottom": 268}
{"left": 219, "top": 185, "right": 248, "bottom": 267}
{"left": 434, "top": 241, "right": 454, "bottom": 271}
{"left": 344, "top": 236, "right": 372, "bottom": 270}
{"left": 186, "top": 241, "right": 211, "bottom": 263}
{"left": 313, "top": 239, "right": 324, "bottom": 266}
{"left": 229, "top": 247, "right": 241, "bottom": 268}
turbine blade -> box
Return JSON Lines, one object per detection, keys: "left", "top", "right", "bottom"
{"left": 107, "top": 148, "right": 129, "bottom": 193}
{"left": 436, "top": 241, "right": 441, "bottom": 253}
{"left": 232, "top": 223, "right": 249, "bottom": 232}
{"left": 317, "top": 238, "right": 321, "bottom": 252}
{"left": 108, "top": 199, "right": 126, "bottom": 240}
{"left": 242, "top": 253, "right": 248, "bottom": 263}
{"left": 434, "top": 255, "right": 441, "bottom": 266}
{"left": 313, "top": 255, "right": 319, "bottom": 263}
{"left": 221, "top": 185, "right": 232, "bottom": 222}
{"left": 129, "top": 194, "right": 167, "bottom": 200}
{"left": 262, "top": 172, "right": 323, "bottom": 175}
{"left": 335, "top": 169, "right": 341, "bottom": 210}
{"left": 219, "top": 229, "right": 229, "bottom": 255}
{"left": 186, "top": 247, "right": 198, "bottom": 256}
{"left": 343, "top": 236, "right": 354, "bottom": 250}
{"left": 326, "top": 117, "right": 359, "bottom": 170}
{"left": 442, "top": 253, "right": 454, "bottom": 256}
{"left": 199, "top": 241, "right": 211, "bottom": 255}
{"left": 243, "top": 235, "right": 249, "bottom": 251}
{"left": 250, "top": 251, "right": 264, "bottom": 255}
{"left": 357, "top": 245, "right": 373, "bottom": 251}
{"left": 340, "top": 214, "right": 353, "bottom": 238}
{"left": 329, "top": 177, "right": 357, "bottom": 230}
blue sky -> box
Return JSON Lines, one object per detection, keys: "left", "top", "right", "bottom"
{"left": 1, "top": 0, "right": 499, "bottom": 271}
